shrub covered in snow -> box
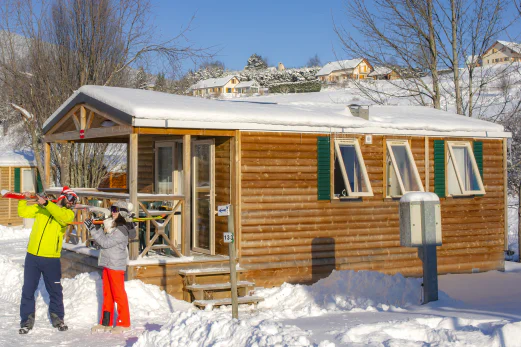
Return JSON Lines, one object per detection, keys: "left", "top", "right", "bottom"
{"left": 269, "top": 80, "right": 321, "bottom": 93}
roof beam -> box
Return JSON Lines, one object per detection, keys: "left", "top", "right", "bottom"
{"left": 44, "top": 125, "right": 132, "bottom": 142}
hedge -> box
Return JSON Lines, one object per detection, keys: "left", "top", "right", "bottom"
{"left": 268, "top": 80, "right": 321, "bottom": 93}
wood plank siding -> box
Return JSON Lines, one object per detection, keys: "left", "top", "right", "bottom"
{"left": 0, "top": 167, "right": 31, "bottom": 226}
{"left": 239, "top": 132, "right": 505, "bottom": 288}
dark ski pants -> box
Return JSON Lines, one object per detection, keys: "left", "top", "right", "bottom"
{"left": 20, "top": 253, "right": 64, "bottom": 323}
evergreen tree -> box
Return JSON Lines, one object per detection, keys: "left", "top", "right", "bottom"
{"left": 134, "top": 66, "right": 148, "bottom": 89}
{"left": 154, "top": 72, "right": 166, "bottom": 92}
{"left": 245, "top": 53, "right": 268, "bottom": 70}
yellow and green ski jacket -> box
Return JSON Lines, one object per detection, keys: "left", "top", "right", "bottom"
{"left": 18, "top": 200, "right": 75, "bottom": 258}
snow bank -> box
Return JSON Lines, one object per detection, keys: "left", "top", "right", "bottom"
{"left": 337, "top": 317, "right": 520, "bottom": 347}
{"left": 256, "top": 270, "right": 426, "bottom": 319}
{"left": 134, "top": 310, "right": 319, "bottom": 347}
{"left": 0, "top": 251, "right": 190, "bottom": 327}
{"left": 0, "top": 226, "right": 31, "bottom": 240}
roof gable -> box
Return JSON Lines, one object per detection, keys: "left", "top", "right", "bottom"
{"left": 316, "top": 59, "right": 364, "bottom": 76}
{"left": 190, "top": 75, "right": 238, "bottom": 90}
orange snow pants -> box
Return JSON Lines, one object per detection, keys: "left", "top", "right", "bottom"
{"left": 100, "top": 267, "right": 130, "bottom": 327}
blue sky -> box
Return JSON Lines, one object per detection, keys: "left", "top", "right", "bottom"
{"left": 151, "top": 0, "right": 345, "bottom": 72}
{"left": 150, "top": 0, "right": 521, "bottom": 74}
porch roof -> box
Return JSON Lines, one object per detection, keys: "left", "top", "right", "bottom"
{"left": 43, "top": 85, "right": 509, "bottom": 138}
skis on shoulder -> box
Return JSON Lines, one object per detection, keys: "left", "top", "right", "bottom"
{"left": 1, "top": 190, "right": 37, "bottom": 200}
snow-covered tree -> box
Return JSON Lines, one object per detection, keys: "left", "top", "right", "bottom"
{"left": 134, "top": 67, "right": 148, "bottom": 89}
{"left": 154, "top": 72, "right": 166, "bottom": 92}
{"left": 245, "top": 53, "right": 268, "bottom": 70}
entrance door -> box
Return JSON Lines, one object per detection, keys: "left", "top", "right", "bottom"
{"left": 192, "top": 139, "right": 215, "bottom": 254}
{"left": 155, "top": 141, "right": 183, "bottom": 246}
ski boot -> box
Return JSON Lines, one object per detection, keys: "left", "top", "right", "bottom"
{"left": 19, "top": 313, "right": 35, "bottom": 335}
{"left": 50, "top": 313, "right": 68, "bottom": 331}
{"left": 91, "top": 311, "right": 111, "bottom": 333}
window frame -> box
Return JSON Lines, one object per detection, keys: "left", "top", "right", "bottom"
{"left": 21, "top": 168, "right": 36, "bottom": 193}
{"left": 333, "top": 138, "right": 373, "bottom": 198}
{"left": 446, "top": 141, "right": 485, "bottom": 196}
{"left": 385, "top": 139, "right": 424, "bottom": 197}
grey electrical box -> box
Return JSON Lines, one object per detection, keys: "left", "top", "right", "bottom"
{"left": 399, "top": 192, "right": 442, "bottom": 247}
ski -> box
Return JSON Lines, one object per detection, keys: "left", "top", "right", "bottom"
{"left": 1, "top": 190, "right": 37, "bottom": 200}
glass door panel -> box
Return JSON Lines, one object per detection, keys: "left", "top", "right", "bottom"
{"left": 192, "top": 140, "right": 215, "bottom": 254}
{"left": 156, "top": 146, "right": 173, "bottom": 194}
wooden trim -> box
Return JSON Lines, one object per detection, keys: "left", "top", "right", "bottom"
{"left": 46, "top": 105, "right": 81, "bottom": 135}
{"left": 72, "top": 113, "right": 81, "bottom": 130}
{"left": 44, "top": 125, "right": 132, "bottom": 142}
{"left": 383, "top": 138, "right": 387, "bottom": 198}
{"left": 136, "top": 127, "right": 236, "bottom": 137}
{"left": 425, "top": 137, "right": 429, "bottom": 192}
{"left": 182, "top": 134, "right": 191, "bottom": 256}
{"left": 82, "top": 103, "right": 128, "bottom": 126}
{"left": 128, "top": 133, "right": 139, "bottom": 260}
{"left": 80, "top": 106, "right": 87, "bottom": 130}
{"left": 235, "top": 131, "right": 242, "bottom": 259}
{"left": 44, "top": 142, "right": 50, "bottom": 189}
{"left": 86, "top": 110, "right": 95, "bottom": 129}
{"left": 503, "top": 138, "right": 508, "bottom": 252}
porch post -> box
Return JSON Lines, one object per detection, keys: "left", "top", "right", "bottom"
{"left": 129, "top": 133, "right": 139, "bottom": 260}
{"left": 182, "top": 134, "right": 191, "bottom": 256}
{"left": 44, "top": 142, "right": 51, "bottom": 189}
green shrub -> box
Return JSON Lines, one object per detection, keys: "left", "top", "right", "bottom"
{"left": 268, "top": 80, "right": 321, "bottom": 93}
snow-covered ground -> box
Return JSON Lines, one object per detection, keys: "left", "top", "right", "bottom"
{"left": 1, "top": 226, "right": 521, "bottom": 346}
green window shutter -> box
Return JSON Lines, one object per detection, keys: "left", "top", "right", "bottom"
{"left": 473, "top": 141, "right": 483, "bottom": 180}
{"left": 433, "top": 140, "right": 445, "bottom": 198}
{"left": 317, "top": 136, "right": 331, "bottom": 201}
{"left": 36, "top": 170, "right": 43, "bottom": 193}
{"left": 14, "top": 168, "right": 21, "bottom": 193}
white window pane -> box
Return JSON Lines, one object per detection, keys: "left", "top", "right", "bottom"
{"left": 390, "top": 145, "right": 421, "bottom": 192}
{"left": 453, "top": 146, "right": 481, "bottom": 192}
{"left": 387, "top": 156, "right": 401, "bottom": 196}
{"left": 22, "top": 169, "right": 35, "bottom": 192}
{"left": 157, "top": 147, "right": 173, "bottom": 194}
{"left": 447, "top": 152, "right": 462, "bottom": 195}
{"left": 339, "top": 144, "right": 370, "bottom": 193}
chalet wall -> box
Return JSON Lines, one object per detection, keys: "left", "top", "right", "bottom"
{"left": 239, "top": 132, "right": 505, "bottom": 287}
{"left": 0, "top": 167, "right": 30, "bottom": 226}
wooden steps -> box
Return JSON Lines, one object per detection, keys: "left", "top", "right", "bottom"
{"left": 179, "top": 266, "right": 263, "bottom": 308}
{"left": 193, "top": 296, "right": 264, "bottom": 309}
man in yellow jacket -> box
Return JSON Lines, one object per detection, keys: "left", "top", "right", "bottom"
{"left": 17, "top": 187, "right": 76, "bottom": 334}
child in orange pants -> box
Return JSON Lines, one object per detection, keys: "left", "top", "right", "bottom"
{"left": 88, "top": 201, "right": 136, "bottom": 334}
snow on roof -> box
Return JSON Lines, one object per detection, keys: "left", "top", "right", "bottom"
{"left": 235, "top": 80, "right": 259, "bottom": 88}
{"left": 368, "top": 66, "right": 393, "bottom": 77}
{"left": 0, "top": 129, "right": 35, "bottom": 167}
{"left": 316, "top": 59, "right": 364, "bottom": 76}
{"left": 190, "top": 75, "right": 237, "bottom": 90}
{"left": 43, "top": 85, "right": 508, "bottom": 138}
{"left": 497, "top": 40, "right": 521, "bottom": 54}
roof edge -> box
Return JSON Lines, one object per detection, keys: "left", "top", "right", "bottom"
{"left": 43, "top": 92, "right": 133, "bottom": 134}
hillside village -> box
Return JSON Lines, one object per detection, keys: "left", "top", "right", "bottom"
{"left": 187, "top": 40, "right": 521, "bottom": 98}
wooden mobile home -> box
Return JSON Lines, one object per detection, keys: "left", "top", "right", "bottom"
{"left": 42, "top": 86, "right": 510, "bottom": 303}
{"left": 0, "top": 129, "right": 41, "bottom": 226}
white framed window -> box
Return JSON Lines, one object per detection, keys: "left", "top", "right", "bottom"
{"left": 386, "top": 140, "right": 424, "bottom": 197}
{"left": 333, "top": 139, "right": 373, "bottom": 198}
{"left": 22, "top": 168, "right": 36, "bottom": 192}
{"left": 447, "top": 141, "right": 485, "bottom": 196}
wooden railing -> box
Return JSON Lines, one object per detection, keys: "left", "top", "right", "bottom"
{"left": 45, "top": 188, "right": 185, "bottom": 257}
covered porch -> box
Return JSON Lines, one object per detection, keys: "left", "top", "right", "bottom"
{"left": 42, "top": 94, "right": 241, "bottom": 263}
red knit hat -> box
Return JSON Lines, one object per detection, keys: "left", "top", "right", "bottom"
{"left": 56, "top": 186, "right": 78, "bottom": 202}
